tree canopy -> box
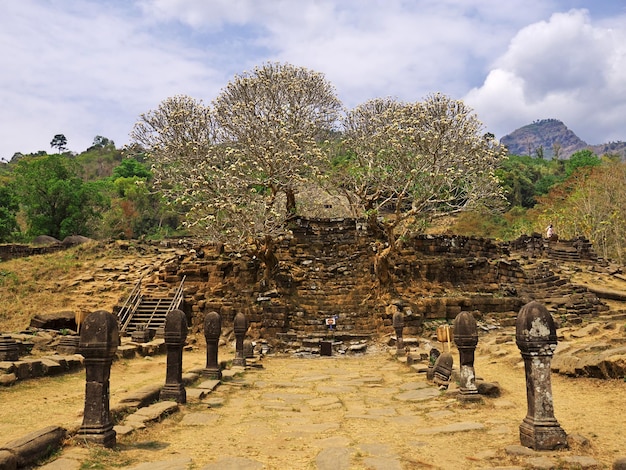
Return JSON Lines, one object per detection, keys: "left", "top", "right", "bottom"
{"left": 338, "top": 94, "right": 507, "bottom": 243}
{"left": 11, "top": 154, "right": 107, "bottom": 239}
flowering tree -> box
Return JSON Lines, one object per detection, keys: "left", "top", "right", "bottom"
{"left": 130, "top": 65, "right": 343, "bottom": 284}
{"left": 213, "top": 62, "right": 342, "bottom": 217}
{"left": 340, "top": 93, "right": 507, "bottom": 243}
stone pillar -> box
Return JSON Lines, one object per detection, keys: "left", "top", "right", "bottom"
{"left": 77, "top": 310, "right": 118, "bottom": 447}
{"left": 203, "top": 311, "right": 222, "bottom": 379}
{"left": 232, "top": 311, "right": 249, "bottom": 367}
{"left": 160, "top": 309, "right": 188, "bottom": 403}
{"left": 516, "top": 301, "right": 568, "bottom": 450}
{"left": 392, "top": 309, "right": 404, "bottom": 356}
{"left": 453, "top": 311, "right": 480, "bottom": 402}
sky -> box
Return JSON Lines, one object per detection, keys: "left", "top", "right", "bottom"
{"left": 2, "top": 0, "right": 626, "bottom": 161}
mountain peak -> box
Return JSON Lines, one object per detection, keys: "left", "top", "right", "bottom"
{"left": 500, "top": 119, "right": 587, "bottom": 159}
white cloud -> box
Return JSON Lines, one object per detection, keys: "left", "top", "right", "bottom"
{"left": 465, "top": 9, "right": 626, "bottom": 143}
{"left": 0, "top": 0, "right": 222, "bottom": 159}
{"left": 1, "top": 1, "right": 625, "bottom": 160}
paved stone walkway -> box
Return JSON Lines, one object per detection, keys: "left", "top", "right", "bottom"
{"left": 39, "top": 345, "right": 603, "bottom": 470}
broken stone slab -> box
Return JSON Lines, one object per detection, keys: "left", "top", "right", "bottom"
{"left": 307, "top": 396, "right": 342, "bottom": 410}
{"left": 196, "top": 379, "right": 220, "bottom": 391}
{"left": 0, "top": 426, "right": 66, "bottom": 468}
{"left": 551, "top": 345, "right": 626, "bottom": 379}
{"left": 118, "top": 384, "right": 162, "bottom": 407}
{"left": 221, "top": 367, "right": 244, "bottom": 381}
{"left": 39, "top": 358, "right": 63, "bottom": 375}
{"left": 504, "top": 444, "right": 537, "bottom": 457}
{"left": 123, "top": 401, "right": 179, "bottom": 427}
{"left": 137, "top": 339, "right": 166, "bottom": 356}
{"left": 116, "top": 344, "right": 137, "bottom": 359}
{"left": 560, "top": 455, "right": 601, "bottom": 468}
{"left": 185, "top": 389, "right": 209, "bottom": 401}
{"left": 526, "top": 456, "right": 556, "bottom": 469}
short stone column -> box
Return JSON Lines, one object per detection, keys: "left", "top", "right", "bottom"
{"left": 160, "top": 309, "right": 188, "bottom": 404}
{"left": 453, "top": 311, "right": 480, "bottom": 402}
{"left": 232, "top": 311, "right": 249, "bottom": 367}
{"left": 203, "top": 311, "right": 222, "bottom": 379}
{"left": 516, "top": 301, "right": 568, "bottom": 450}
{"left": 392, "top": 310, "right": 404, "bottom": 356}
{"left": 77, "top": 310, "right": 118, "bottom": 448}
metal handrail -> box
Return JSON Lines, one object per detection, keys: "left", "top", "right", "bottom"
{"left": 119, "top": 276, "right": 143, "bottom": 332}
{"left": 168, "top": 275, "right": 186, "bottom": 312}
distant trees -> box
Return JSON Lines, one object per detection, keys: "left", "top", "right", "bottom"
{"left": 11, "top": 154, "right": 107, "bottom": 239}
{"left": 0, "top": 186, "right": 19, "bottom": 242}
{"left": 50, "top": 134, "right": 68, "bottom": 153}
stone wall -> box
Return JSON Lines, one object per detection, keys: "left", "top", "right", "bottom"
{"left": 146, "top": 218, "right": 604, "bottom": 345}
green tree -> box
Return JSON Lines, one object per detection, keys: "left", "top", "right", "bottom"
{"left": 12, "top": 154, "right": 107, "bottom": 239}
{"left": 89, "top": 135, "right": 115, "bottom": 150}
{"left": 50, "top": 134, "right": 68, "bottom": 153}
{"left": 565, "top": 149, "right": 601, "bottom": 177}
{"left": 112, "top": 158, "right": 151, "bottom": 180}
{"left": 0, "top": 185, "right": 19, "bottom": 242}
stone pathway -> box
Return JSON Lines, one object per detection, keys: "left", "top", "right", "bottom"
{"left": 37, "top": 346, "right": 607, "bottom": 469}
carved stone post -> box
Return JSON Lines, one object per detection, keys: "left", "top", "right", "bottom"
{"left": 392, "top": 309, "right": 404, "bottom": 356}
{"left": 203, "top": 311, "right": 222, "bottom": 379}
{"left": 453, "top": 311, "right": 480, "bottom": 402}
{"left": 426, "top": 348, "right": 440, "bottom": 381}
{"left": 432, "top": 352, "right": 453, "bottom": 387}
{"left": 160, "top": 309, "right": 188, "bottom": 403}
{"left": 232, "top": 311, "right": 248, "bottom": 367}
{"left": 77, "top": 310, "right": 118, "bottom": 447}
{"left": 516, "top": 301, "right": 568, "bottom": 450}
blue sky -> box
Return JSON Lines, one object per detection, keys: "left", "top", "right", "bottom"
{"left": 2, "top": 0, "right": 626, "bottom": 160}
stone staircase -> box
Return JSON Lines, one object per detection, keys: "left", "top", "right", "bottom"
{"left": 514, "top": 261, "right": 606, "bottom": 318}
{"left": 118, "top": 277, "right": 186, "bottom": 335}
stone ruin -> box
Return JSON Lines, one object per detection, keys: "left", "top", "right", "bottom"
{"left": 131, "top": 218, "right": 607, "bottom": 354}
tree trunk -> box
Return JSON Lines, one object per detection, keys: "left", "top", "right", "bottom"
{"left": 258, "top": 235, "right": 279, "bottom": 287}
{"left": 286, "top": 188, "right": 296, "bottom": 217}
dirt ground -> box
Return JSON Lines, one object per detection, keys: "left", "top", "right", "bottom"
{"left": 1, "top": 243, "right": 626, "bottom": 468}
{"left": 1, "top": 323, "right": 625, "bottom": 469}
